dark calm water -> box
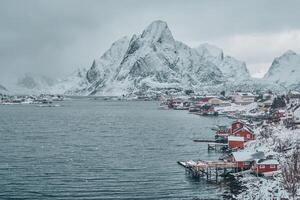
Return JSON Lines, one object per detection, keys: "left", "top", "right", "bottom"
{"left": 0, "top": 98, "right": 231, "bottom": 200}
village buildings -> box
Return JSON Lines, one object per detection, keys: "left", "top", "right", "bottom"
{"left": 232, "top": 92, "right": 256, "bottom": 105}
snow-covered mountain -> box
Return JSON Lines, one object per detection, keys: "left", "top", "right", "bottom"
{"left": 12, "top": 70, "right": 89, "bottom": 95}
{"left": 67, "top": 20, "right": 251, "bottom": 96}
{"left": 13, "top": 74, "right": 58, "bottom": 94}
{"left": 51, "top": 68, "right": 89, "bottom": 95}
{"left": 11, "top": 20, "right": 300, "bottom": 96}
{"left": 264, "top": 50, "right": 300, "bottom": 89}
{"left": 196, "top": 43, "right": 251, "bottom": 82}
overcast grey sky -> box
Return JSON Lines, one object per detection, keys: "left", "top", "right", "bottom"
{"left": 1, "top": 0, "right": 300, "bottom": 81}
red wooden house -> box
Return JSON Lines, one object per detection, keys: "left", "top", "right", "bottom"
{"left": 231, "top": 120, "right": 255, "bottom": 141}
{"left": 228, "top": 136, "right": 245, "bottom": 149}
{"left": 231, "top": 120, "right": 245, "bottom": 133}
{"left": 252, "top": 159, "right": 279, "bottom": 174}
{"left": 233, "top": 125, "right": 255, "bottom": 141}
{"left": 228, "top": 151, "right": 265, "bottom": 170}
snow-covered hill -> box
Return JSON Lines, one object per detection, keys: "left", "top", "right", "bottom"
{"left": 51, "top": 69, "right": 88, "bottom": 95}
{"left": 264, "top": 50, "right": 300, "bottom": 90}
{"left": 12, "top": 70, "right": 89, "bottom": 95}
{"left": 65, "top": 20, "right": 252, "bottom": 96}
{"left": 12, "top": 73, "right": 58, "bottom": 94}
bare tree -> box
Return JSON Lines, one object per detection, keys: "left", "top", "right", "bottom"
{"left": 281, "top": 148, "right": 300, "bottom": 199}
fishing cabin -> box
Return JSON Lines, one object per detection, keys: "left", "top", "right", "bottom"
{"left": 232, "top": 125, "right": 255, "bottom": 141}
{"left": 231, "top": 120, "right": 253, "bottom": 133}
{"left": 231, "top": 120, "right": 255, "bottom": 141}
{"left": 228, "top": 136, "right": 245, "bottom": 149}
{"left": 227, "top": 151, "right": 265, "bottom": 171}
{"left": 252, "top": 159, "right": 279, "bottom": 174}
{"left": 231, "top": 120, "right": 245, "bottom": 133}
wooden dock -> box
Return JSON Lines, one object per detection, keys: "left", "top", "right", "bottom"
{"left": 207, "top": 142, "right": 228, "bottom": 151}
{"left": 178, "top": 160, "right": 237, "bottom": 183}
{"left": 193, "top": 139, "right": 216, "bottom": 143}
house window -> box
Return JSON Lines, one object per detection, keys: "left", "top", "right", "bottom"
{"left": 270, "top": 165, "right": 276, "bottom": 168}
{"left": 259, "top": 165, "right": 265, "bottom": 169}
{"left": 247, "top": 134, "right": 250, "bottom": 138}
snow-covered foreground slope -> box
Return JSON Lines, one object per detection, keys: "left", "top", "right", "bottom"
{"left": 264, "top": 50, "right": 300, "bottom": 90}
{"left": 236, "top": 124, "right": 300, "bottom": 199}
{"left": 61, "top": 20, "right": 255, "bottom": 96}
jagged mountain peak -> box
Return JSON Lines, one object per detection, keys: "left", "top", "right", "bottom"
{"left": 140, "top": 20, "right": 175, "bottom": 44}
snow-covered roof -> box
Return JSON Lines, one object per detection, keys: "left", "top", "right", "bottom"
{"left": 204, "top": 95, "right": 218, "bottom": 98}
{"left": 233, "top": 119, "right": 252, "bottom": 125}
{"left": 228, "top": 136, "right": 244, "bottom": 142}
{"left": 278, "top": 109, "right": 286, "bottom": 113}
{"left": 235, "top": 92, "right": 255, "bottom": 97}
{"left": 263, "top": 99, "right": 273, "bottom": 104}
{"left": 243, "top": 125, "right": 254, "bottom": 133}
{"left": 232, "top": 124, "right": 254, "bottom": 135}
{"left": 232, "top": 151, "right": 265, "bottom": 162}
{"left": 255, "top": 159, "right": 279, "bottom": 165}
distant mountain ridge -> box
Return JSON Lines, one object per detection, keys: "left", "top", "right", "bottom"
{"left": 264, "top": 50, "right": 300, "bottom": 90}
{"left": 6, "top": 21, "right": 300, "bottom": 95}
{"left": 0, "top": 84, "right": 8, "bottom": 94}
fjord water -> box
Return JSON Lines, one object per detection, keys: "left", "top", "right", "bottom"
{"left": 0, "top": 98, "right": 231, "bottom": 199}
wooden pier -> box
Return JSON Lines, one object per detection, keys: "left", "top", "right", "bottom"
{"left": 193, "top": 139, "right": 228, "bottom": 152}
{"left": 193, "top": 139, "right": 216, "bottom": 143}
{"left": 178, "top": 160, "right": 237, "bottom": 183}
